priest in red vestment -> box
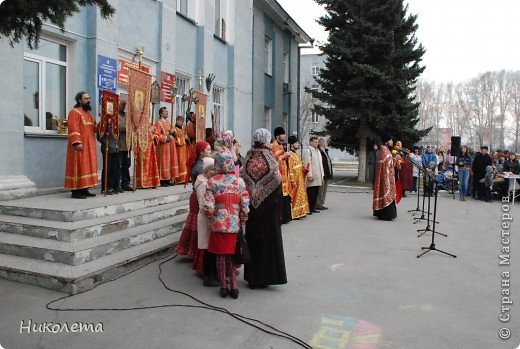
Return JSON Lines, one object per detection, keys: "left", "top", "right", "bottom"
{"left": 271, "top": 127, "right": 292, "bottom": 224}
{"left": 154, "top": 107, "right": 179, "bottom": 186}
{"left": 373, "top": 133, "right": 398, "bottom": 220}
{"left": 174, "top": 115, "right": 189, "bottom": 184}
{"left": 186, "top": 112, "right": 196, "bottom": 144}
{"left": 64, "top": 91, "right": 98, "bottom": 199}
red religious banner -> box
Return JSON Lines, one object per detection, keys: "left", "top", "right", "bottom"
{"left": 100, "top": 91, "right": 119, "bottom": 139}
{"left": 127, "top": 67, "right": 152, "bottom": 152}
{"left": 160, "top": 72, "right": 176, "bottom": 103}
{"left": 117, "top": 59, "right": 150, "bottom": 86}
{"left": 195, "top": 90, "right": 207, "bottom": 142}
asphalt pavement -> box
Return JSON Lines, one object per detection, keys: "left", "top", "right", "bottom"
{"left": 0, "top": 177, "right": 519, "bottom": 349}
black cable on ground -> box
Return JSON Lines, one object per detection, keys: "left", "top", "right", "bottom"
{"left": 45, "top": 254, "right": 313, "bottom": 349}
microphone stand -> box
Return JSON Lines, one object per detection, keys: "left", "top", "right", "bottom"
{"left": 402, "top": 152, "right": 438, "bottom": 225}
{"left": 417, "top": 180, "right": 456, "bottom": 258}
{"left": 397, "top": 150, "right": 456, "bottom": 258}
{"left": 408, "top": 156, "right": 422, "bottom": 214}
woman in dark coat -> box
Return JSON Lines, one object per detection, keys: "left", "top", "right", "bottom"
{"left": 242, "top": 128, "right": 287, "bottom": 288}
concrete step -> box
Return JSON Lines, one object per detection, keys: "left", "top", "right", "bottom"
{"left": 0, "top": 187, "right": 191, "bottom": 222}
{"left": 0, "top": 213, "right": 188, "bottom": 266}
{"left": 0, "top": 232, "right": 180, "bottom": 294}
{"left": 0, "top": 200, "right": 189, "bottom": 242}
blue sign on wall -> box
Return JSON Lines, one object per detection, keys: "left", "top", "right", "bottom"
{"left": 97, "top": 55, "right": 117, "bottom": 92}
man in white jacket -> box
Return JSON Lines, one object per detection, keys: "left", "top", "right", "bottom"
{"left": 302, "top": 136, "right": 324, "bottom": 213}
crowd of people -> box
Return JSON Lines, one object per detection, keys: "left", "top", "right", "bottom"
{"left": 63, "top": 91, "right": 335, "bottom": 299}
{"left": 370, "top": 132, "right": 520, "bottom": 222}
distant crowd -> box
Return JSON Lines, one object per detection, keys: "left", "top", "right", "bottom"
{"left": 369, "top": 140, "right": 520, "bottom": 206}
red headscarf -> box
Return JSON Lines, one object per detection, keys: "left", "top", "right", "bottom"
{"left": 185, "top": 141, "right": 210, "bottom": 185}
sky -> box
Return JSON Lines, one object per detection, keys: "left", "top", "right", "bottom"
{"left": 277, "top": 0, "right": 520, "bottom": 83}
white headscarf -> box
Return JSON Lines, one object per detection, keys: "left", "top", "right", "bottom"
{"left": 202, "top": 157, "right": 215, "bottom": 174}
{"left": 253, "top": 128, "right": 271, "bottom": 146}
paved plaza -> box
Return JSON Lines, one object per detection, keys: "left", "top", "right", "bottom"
{"left": 0, "top": 180, "right": 519, "bottom": 349}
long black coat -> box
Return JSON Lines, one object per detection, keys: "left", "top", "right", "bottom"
{"left": 472, "top": 153, "right": 492, "bottom": 180}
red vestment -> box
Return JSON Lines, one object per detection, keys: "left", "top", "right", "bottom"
{"left": 399, "top": 157, "right": 414, "bottom": 190}
{"left": 373, "top": 146, "right": 397, "bottom": 211}
{"left": 154, "top": 118, "right": 179, "bottom": 182}
{"left": 135, "top": 129, "right": 160, "bottom": 188}
{"left": 186, "top": 121, "right": 196, "bottom": 155}
{"left": 174, "top": 126, "right": 189, "bottom": 184}
{"left": 64, "top": 108, "right": 98, "bottom": 190}
{"left": 271, "top": 142, "right": 291, "bottom": 196}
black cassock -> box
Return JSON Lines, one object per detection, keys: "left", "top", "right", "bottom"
{"left": 244, "top": 185, "right": 287, "bottom": 288}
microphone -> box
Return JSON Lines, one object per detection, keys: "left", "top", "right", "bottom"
{"left": 396, "top": 147, "right": 411, "bottom": 156}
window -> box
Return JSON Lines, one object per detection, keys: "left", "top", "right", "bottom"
{"left": 312, "top": 64, "right": 320, "bottom": 76}
{"left": 24, "top": 37, "right": 68, "bottom": 133}
{"left": 214, "top": 0, "right": 227, "bottom": 40}
{"left": 215, "top": 0, "right": 221, "bottom": 36}
{"left": 264, "top": 107, "right": 272, "bottom": 131}
{"left": 311, "top": 111, "right": 320, "bottom": 124}
{"left": 264, "top": 37, "right": 272, "bottom": 76}
{"left": 177, "top": 0, "right": 188, "bottom": 17}
{"left": 213, "top": 86, "right": 225, "bottom": 131}
{"left": 283, "top": 52, "right": 289, "bottom": 83}
{"left": 175, "top": 75, "right": 191, "bottom": 118}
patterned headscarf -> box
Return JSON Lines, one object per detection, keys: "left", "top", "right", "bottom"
{"left": 214, "top": 150, "right": 236, "bottom": 174}
{"left": 214, "top": 130, "right": 234, "bottom": 150}
{"left": 186, "top": 140, "right": 210, "bottom": 185}
{"left": 214, "top": 130, "right": 237, "bottom": 162}
{"left": 242, "top": 147, "right": 281, "bottom": 208}
{"left": 253, "top": 128, "right": 271, "bottom": 146}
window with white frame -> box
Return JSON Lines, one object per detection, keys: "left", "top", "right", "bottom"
{"left": 311, "top": 64, "right": 320, "bottom": 76}
{"left": 311, "top": 111, "right": 319, "bottom": 124}
{"left": 213, "top": 86, "right": 225, "bottom": 131}
{"left": 215, "top": 0, "right": 221, "bottom": 36}
{"left": 214, "top": 0, "right": 227, "bottom": 40}
{"left": 283, "top": 52, "right": 289, "bottom": 83}
{"left": 264, "top": 107, "right": 272, "bottom": 131}
{"left": 264, "top": 36, "right": 272, "bottom": 76}
{"left": 23, "top": 37, "right": 68, "bottom": 133}
{"left": 175, "top": 75, "right": 191, "bottom": 118}
{"left": 177, "top": 0, "right": 188, "bottom": 17}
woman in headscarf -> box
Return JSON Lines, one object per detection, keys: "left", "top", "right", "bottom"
{"left": 195, "top": 157, "right": 219, "bottom": 287}
{"left": 204, "top": 150, "right": 250, "bottom": 298}
{"left": 242, "top": 128, "right": 287, "bottom": 289}
{"left": 174, "top": 140, "right": 212, "bottom": 274}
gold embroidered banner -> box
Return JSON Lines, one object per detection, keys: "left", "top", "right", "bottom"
{"left": 100, "top": 90, "right": 119, "bottom": 139}
{"left": 128, "top": 67, "right": 152, "bottom": 152}
{"left": 195, "top": 90, "right": 207, "bottom": 143}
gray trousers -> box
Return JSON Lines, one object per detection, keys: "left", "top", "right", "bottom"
{"left": 316, "top": 179, "right": 329, "bottom": 208}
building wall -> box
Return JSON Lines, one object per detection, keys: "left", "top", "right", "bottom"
{"left": 0, "top": 0, "right": 307, "bottom": 188}
{"left": 0, "top": 40, "right": 25, "bottom": 176}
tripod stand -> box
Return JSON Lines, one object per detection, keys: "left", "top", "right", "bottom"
{"left": 417, "top": 182, "right": 456, "bottom": 258}
{"left": 416, "top": 180, "right": 447, "bottom": 238}
{"left": 408, "top": 166, "right": 422, "bottom": 215}
{"left": 406, "top": 156, "right": 438, "bottom": 225}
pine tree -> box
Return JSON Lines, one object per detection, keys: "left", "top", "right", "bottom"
{"left": 0, "top": 0, "right": 115, "bottom": 49}
{"left": 313, "top": 0, "right": 429, "bottom": 181}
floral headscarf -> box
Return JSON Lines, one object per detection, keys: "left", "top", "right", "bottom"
{"left": 214, "top": 130, "right": 237, "bottom": 162}
{"left": 214, "top": 150, "right": 236, "bottom": 175}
